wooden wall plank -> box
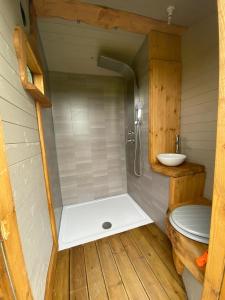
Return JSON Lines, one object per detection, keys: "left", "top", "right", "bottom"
{"left": 0, "top": 99, "right": 37, "bottom": 129}
{"left": 3, "top": 123, "right": 39, "bottom": 144}
{"left": 33, "top": 0, "right": 187, "bottom": 36}
{"left": 202, "top": 1, "right": 225, "bottom": 299}
{"left": 0, "top": 76, "right": 35, "bottom": 117}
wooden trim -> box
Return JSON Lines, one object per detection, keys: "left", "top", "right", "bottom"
{"left": 33, "top": 0, "right": 187, "bottom": 36}
{"left": 36, "top": 99, "right": 59, "bottom": 298}
{"left": 13, "top": 26, "right": 51, "bottom": 108}
{"left": 36, "top": 102, "right": 58, "bottom": 247}
{"left": 44, "top": 244, "right": 58, "bottom": 300}
{"left": 202, "top": 1, "right": 225, "bottom": 299}
{"left": 0, "top": 119, "right": 33, "bottom": 299}
{"left": 0, "top": 245, "right": 14, "bottom": 299}
{"left": 151, "top": 162, "right": 205, "bottom": 178}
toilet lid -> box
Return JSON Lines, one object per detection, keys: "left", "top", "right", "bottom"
{"left": 169, "top": 205, "right": 211, "bottom": 244}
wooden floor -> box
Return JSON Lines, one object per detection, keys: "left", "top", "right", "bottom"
{"left": 53, "top": 224, "right": 187, "bottom": 300}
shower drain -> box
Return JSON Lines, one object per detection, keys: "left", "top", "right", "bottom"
{"left": 102, "top": 222, "right": 112, "bottom": 229}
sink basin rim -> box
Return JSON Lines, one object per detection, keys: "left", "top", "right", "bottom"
{"left": 157, "top": 153, "right": 186, "bottom": 167}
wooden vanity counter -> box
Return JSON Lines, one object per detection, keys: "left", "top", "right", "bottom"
{"left": 151, "top": 162, "right": 205, "bottom": 178}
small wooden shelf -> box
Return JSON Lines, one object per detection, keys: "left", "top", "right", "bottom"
{"left": 152, "top": 162, "right": 205, "bottom": 178}
{"left": 14, "top": 26, "right": 51, "bottom": 107}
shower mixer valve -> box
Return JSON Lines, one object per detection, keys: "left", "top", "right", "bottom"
{"left": 127, "top": 138, "right": 135, "bottom": 144}
{"left": 127, "top": 130, "right": 135, "bottom": 143}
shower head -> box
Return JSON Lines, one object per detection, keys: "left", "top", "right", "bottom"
{"left": 98, "top": 55, "right": 135, "bottom": 81}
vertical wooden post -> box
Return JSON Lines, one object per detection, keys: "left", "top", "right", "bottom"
{"left": 202, "top": 1, "right": 225, "bottom": 299}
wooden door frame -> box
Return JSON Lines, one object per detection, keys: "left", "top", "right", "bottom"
{"left": 202, "top": 1, "right": 225, "bottom": 299}
{"left": 0, "top": 243, "right": 15, "bottom": 299}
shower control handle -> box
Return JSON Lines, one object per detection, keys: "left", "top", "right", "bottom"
{"left": 127, "top": 139, "right": 135, "bottom": 144}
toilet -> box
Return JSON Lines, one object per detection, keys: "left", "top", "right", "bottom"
{"left": 169, "top": 205, "right": 211, "bottom": 244}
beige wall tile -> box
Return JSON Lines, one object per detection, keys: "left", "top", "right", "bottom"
{"left": 50, "top": 72, "right": 127, "bottom": 205}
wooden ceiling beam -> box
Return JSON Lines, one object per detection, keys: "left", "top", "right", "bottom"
{"left": 33, "top": 0, "right": 187, "bottom": 36}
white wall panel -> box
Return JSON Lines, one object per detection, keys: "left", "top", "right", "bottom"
{"left": 0, "top": 1, "right": 52, "bottom": 299}
{"left": 181, "top": 13, "right": 219, "bottom": 199}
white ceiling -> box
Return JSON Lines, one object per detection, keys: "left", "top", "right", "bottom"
{"left": 38, "top": 18, "right": 145, "bottom": 76}
{"left": 38, "top": 0, "right": 217, "bottom": 76}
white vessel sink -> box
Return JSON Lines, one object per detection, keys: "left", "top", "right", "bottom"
{"left": 157, "top": 153, "right": 186, "bottom": 167}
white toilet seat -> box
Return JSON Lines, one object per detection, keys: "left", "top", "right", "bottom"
{"left": 169, "top": 205, "right": 211, "bottom": 244}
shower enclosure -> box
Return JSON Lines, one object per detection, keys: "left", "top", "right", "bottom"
{"left": 48, "top": 70, "right": 152, "bottom": 250}
{"left": 98, "top": 55, "right": 143, "bottom": 176}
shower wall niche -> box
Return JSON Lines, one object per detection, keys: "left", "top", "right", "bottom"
{"left": 49, "top": 72, "right": 127, "bottom": 205}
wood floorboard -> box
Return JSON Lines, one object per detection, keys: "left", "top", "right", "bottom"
{"left": 70, "top": 245, "right": 89, "bottom": 300}
{"left": 84, "top": 242, "right": 108, "bottom": 300}
{"left": 145, "top": 224, "right": 184, "bottom": 285}
{"left": 53, "top": 225, "right": 187, "bottom": 300}
{"left": 120, "top": 231, "right": 169, "bottom": 300}
{"left": 96, "top": 238, "right": 128, "bottom": 300}
{"left": 130, "top": 227, "right": 187, "bottom": 300}
{"left": 109, "top": 234, "right": 149, "bottom": 300}
{"left": 52, "top": 249, "right": 70, "bottom": 300}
